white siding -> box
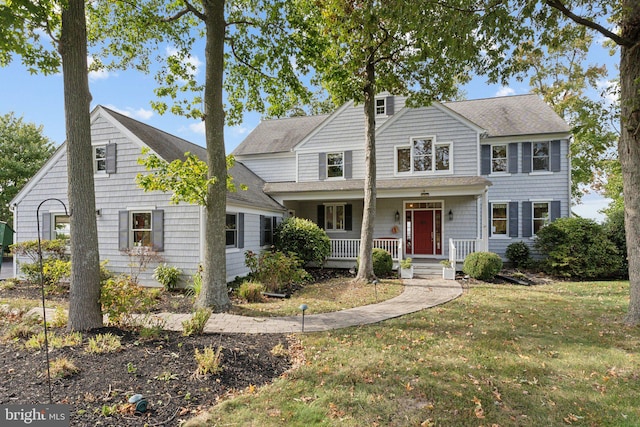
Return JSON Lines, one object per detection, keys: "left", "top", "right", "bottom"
{"left": 236, "top": 155, "right": 296, "bottom": 182}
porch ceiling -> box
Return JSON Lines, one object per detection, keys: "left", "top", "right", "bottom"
{"left": 264, "top": 175, "right": 491, "bottom": 199}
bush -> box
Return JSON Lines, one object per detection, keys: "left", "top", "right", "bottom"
{"left": 244, "top": 250, "right": 311, "bottom": 293}
{"left": 182, "top": 308, "right": 212, "bottom": 336}
{"left": 356, "top": 248, "right": 394, "bottom": 278}
{"left": 274, "top": 217, "right": 331, "bottom": 266}
{"left": 238, "top": 281, "right": 265, "bottom": 302}
{"left": 100, "top": 276, "right": 158, "bottom": 328}
{"left": 534, "top": 217, "right": 622, "bottom": 279}
{"left": 505, "top": 241, "right": 531, "bottom": 269}
{"left": 463, "top": 252, "right": 503, "bottom": 281}
{"left": 153, "top": 263, "right": 182, "bottom": 291}
{"left": 603, "top": 208, "right": 628, "bottom": 277}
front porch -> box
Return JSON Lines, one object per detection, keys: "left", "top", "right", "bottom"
{"left": 325, "top": 237, "right": 482, "bottom": 270}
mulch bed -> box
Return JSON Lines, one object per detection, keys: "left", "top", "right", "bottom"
{"left": 0, "top": 280, "right": 299, "bottom": 426}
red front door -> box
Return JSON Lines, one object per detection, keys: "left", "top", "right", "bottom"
{"left": 413, "top": 210, "right": 434, "bottom": 255}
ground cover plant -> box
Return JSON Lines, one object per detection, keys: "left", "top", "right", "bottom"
{"left": 187, "top": 280, "right": 640, "bottom": 426}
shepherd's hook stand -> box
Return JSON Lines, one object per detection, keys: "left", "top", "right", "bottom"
{"left": 36, "top": 198, "right": 68, "bottom": 404}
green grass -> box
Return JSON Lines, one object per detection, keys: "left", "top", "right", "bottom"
{"left": 185, "top": 280, "right": 640, "bottom": 426}
{"left": 231, "top": 278, "right": 404, "bottom": 317}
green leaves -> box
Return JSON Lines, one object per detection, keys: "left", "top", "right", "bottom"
{"left": 136, "top": 148, "right": 242, "bottom": 206}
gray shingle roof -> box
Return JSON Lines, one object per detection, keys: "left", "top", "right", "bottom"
{"left": 264, "top": 176, "right": 491, "bottom": 194}
{"left": 443, "top": 94, "right": 570, "bottom": 138}
{"left": 103, "top": 106, "right": 284, "bottom": 211}
{"left": 232, "top": 114, "right": 329, "bottom": 155}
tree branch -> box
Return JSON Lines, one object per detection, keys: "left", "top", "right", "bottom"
{"left": 181, "top": 0, "right": 205, "bottom": 22}
{"left": 545, "top": 0, "right": 634, "bottom": 47}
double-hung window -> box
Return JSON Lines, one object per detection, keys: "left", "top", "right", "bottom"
{"left": 53, "top": 214, "right": 71, "bottom": 240}
{"left": 375, "top": 98, "right": 386, "bottom": 115}
{"left": 396, "top": 137, "right": 451, "bottom": 174}
{"left": 533, "top": 202, "right": 550, "bottom": 234}
{"left": 119, "top": 209, "right": 164, "bottom": 251}
{"left": 325, "top": 204, "right": 345, "bottom": 231}
{"left": 226, "top": 214, "right": 238, "bottom": 247}
{"left": 492, "top": 145, "right": 508, "bottom": 173}
{"left": 532, "top": 141, "right": 549, "bottom": 171}
{"left": 491, "top": 203, "right": 508, "bottom": 235}
{"left": 94, "top": 145, "right": 107, "bottom": 173}
{"left": 327, "top": 152, "right": 344, "bottom": 178}
{"left": 131, "top": 211, "right": 152, "bottom": 247}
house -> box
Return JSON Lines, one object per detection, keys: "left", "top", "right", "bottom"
{"left": 10, "top": 93, "right": 570, "bottom": 283}
{"left": 232, "top": 93, "right": 571, "bottom": 270}
{"left": 9, "top": 106, "right": 285, "bottom": 285}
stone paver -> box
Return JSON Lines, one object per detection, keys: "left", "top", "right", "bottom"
{"left": 26, "top": 278, "right": 462, "bottom": 334}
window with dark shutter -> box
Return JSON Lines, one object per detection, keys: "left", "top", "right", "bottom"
{"left": 508, "top": 202, "right": 518, "bottom": 237}
{"left": 480, "top": 145, "right": 491, "bottom": 175}
{"left": 508, "top": 143, "right": 518, "bottom": 173}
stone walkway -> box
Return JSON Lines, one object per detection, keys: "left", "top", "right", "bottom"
{"left": 25, "top": 278, "right": 462, "bottom": 334}
{"left": 159, "top": 278, "right": 462, "bottom": 334}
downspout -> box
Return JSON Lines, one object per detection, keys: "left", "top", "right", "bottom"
{"left": 481, "top": 186, "right": 489, "bottom": 252}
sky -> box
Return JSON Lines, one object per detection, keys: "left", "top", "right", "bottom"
{"left": 0, "top": 30, "right": 619, "bottom": 223}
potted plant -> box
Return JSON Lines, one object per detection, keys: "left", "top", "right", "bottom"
{"left": 440, "top": 259, "right": 456, "bottom": 280}
{"left": 399, "top": 257, "right": 413, "bottom": 279}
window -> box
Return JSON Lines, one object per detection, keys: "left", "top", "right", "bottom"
{"left": 532, "top": 141, "right": 549, "bottom": 171}
{"left": 327, "top": 152, "right": 344, "bottom": 178}
{"left": 325, "top": 204, "right": 345, "bottom": 231}
{"left": 226, "top": 214, "right": 238, "bottom": 247}
{"left": 396, "top": 137, "right": 451, "bottom": 174}
{"left": 53, "top": 215, "right": 70, "bottom": 240}
{"left": 261, "top": 216, "right": 275, "bottom": 246}
{"left": 375, "top": 98, "right": 386, "bottom": 115}
{"left": 533, "top": 202, "right": 550, "bottom": 234}
{"left": 492, "top": 203, "right": 507, "bottom": 235}
{"left": 94, "top": 145, "right": 107, "bottom": 173}
{"left": 492, "top": 144, "right": 508, "bottom": 173}
{"left": 131, "top": 212, "right": 152, "bottom": 247}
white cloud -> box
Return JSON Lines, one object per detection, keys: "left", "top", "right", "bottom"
{"left": 227, "top": 125, "right": 249, "bottom": 137}
{"left": 495, "top": 86, "right": 516, "bottom": 97}
{"left": 104, "top": 104, "right": 154, "bottom": 121}
{"left": 87, "top": 56, "right": 112, "bottom": 81}
{"left": 189, "top": 121, "right": 206, "bottom": 135}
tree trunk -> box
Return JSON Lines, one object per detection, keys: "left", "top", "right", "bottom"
{"left": 355, "top": 60, "right": 377, "bottom": 283}
{"left": 60, "top": 0, "right": 103, "bottom": 330}
{"left": 195, "top": 0, "right": 231, "bottom": 311}
{"left": 620, "top": 0, "right": 640, "bottom": 325}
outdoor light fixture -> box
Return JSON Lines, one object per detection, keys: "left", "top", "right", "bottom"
{"left": 448, "top": 209, "right": 453, "bottom": 221}
{"left": 372, "top": 279, "right": 379, "bottom": 302}
{"left": 395, "top": 210, "right": 400, "bottom": 222}
{"left": 299, "top": 304, "right": 308, "bottom": 332}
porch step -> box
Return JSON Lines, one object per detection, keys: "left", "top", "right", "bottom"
{"left": 411, "top": 260, "right": 445, "bottom": 278}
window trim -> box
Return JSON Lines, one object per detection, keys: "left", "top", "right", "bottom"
{"left": 490, "top": 202, "right": 509, "bottom": 238}
{"left": 531, "top": 141, "right": 550, "bottom": 172}
{"left": 395, "top": 137, "right": 453, "bottom": 175}
{"left": 375, "top": 98, "right": 386, "bottom": 115}
{"left": 130, "top": 211, "right": 153, "bottom": 248}
{"left": 226, "top": 213, "right": 238, "bottom": 248}
{"left": 324, "top": 203, "right": 346, "bottom": 231}
{"left": 491, "top": 144, "right": 509, "bottom": 174}
{"left": 532, "top": 201, "right": 551, "bottom": 234}
{"left": 326, "top": 152, "right": 345, "bottom": 179}
{"left": 52, "top": 213, "right": 71, "bottom": 240}
{"left": 93, "top": 144, "right": 107, "bottom": 175}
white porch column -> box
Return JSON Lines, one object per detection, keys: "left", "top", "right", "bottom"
{"left": 481, "top": 186, "right": 489, "bottom": 251}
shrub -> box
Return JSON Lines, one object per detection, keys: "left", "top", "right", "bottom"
{"left": 603, "top": 208, "right": 628, "bottom": 277}
{"left": 244, "top": 250, "right": 311, "bottom": 293}
{"left": 463, "top": 252, "right": 503, "bottom": 281}
{"left": 274, "top": 217, "right": 331, "bottom": 266}
{"left": 100, "top": 276, "right": 158, "bottom": 328}
{"left": 534, "top": 217, "right": 622, "bottom": 279}
{"left": 238, "top": 281, "right": 265, "bottom": 302}
{"left": 153, "top": 263, "right": 182, "bottom": 291}
{"left": 372, "top": 248, "right": 393, "bottom": 277}
{"left": 49, "top": 357, "right": 80, "bottom": 379}
{"left": 86, "top": 333, "right": 122, "bottom": 354}
{"left": 10, "top": 239, "right": 68, "bottom": 263}
{"left": 186, "top": 265, "right": 203, "bottom": 298}
{"left": 194, "top": 345, "right": 223, "bottom": 377}
{"left": 505, "top": 241, "right": 531, "bottom": 269}
{"left": 182, "top": 308, "right": 212, "bottom": 336}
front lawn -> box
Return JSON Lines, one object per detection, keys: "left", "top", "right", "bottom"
{"left": 187, "top": 280, "right": 640, "bottom": 426}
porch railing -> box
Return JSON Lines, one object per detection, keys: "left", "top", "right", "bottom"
{"left": 330, "top": 238, "right": 402, "bottom": 261}
{"left": 449, "top": 238, "right": 480, "bottom": 268}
